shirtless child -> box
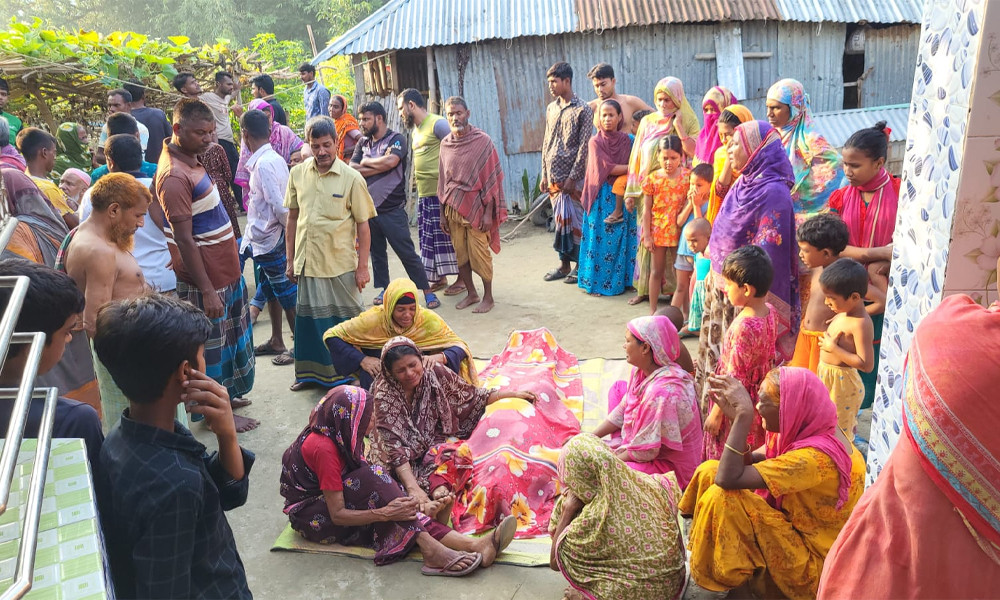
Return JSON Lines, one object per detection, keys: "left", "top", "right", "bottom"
{"left": 817, "top": 258, "right": 875, "bottom": 437}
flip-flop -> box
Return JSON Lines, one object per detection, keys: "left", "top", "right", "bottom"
{"left": 231, "top": 397, "right": 252, "bottom": 409}
{"left": 443, "top": 282, "right": 468, "bottom": 296}
{"left": 289, "top": 381, "right": 315, "bottom": 392}
{"left": 372, "top": 289, "right": 385, "bottom": 305}
{"left": 429, "top": 279, "right": 449, "bottom": 292}
{"left": 492, "top": 515, "right": 518, "bottom": 556}
{"left": 253, "top": 342, "right": 282, "bottom": 356}
{"left": 421, "top": 552, "right": 482, "bottom": 577}
{"left": 543, "top": 269, "right": 568, "bottom": 281}
{"left": 271, "top": 350, "right": 294, "bottom": 366}
{"left": 425, "top": 292, "right": 441, "bottom": 309}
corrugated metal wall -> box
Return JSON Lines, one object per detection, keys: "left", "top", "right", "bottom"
{"left": 863, "top": 26, "right": 921, "bottom": 107}
{"left": 431, "top": 21, "right": 913, "bottom": 205}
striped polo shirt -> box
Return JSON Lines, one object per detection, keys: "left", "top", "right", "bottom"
{"left": 155, "top": 142, "right": 241, "bottom": 290}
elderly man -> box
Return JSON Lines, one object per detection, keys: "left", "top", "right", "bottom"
{"left": 437, "top": 96, "right": 507, "bottom": 314}
{"left": 397, "top": 88, "right": 463, "bottom": 296}
{"left": 286, "top": 116, "right": 375, "bottom": 391}
{"left": 155, "top": 98, "right": 257, "bottom": 431}
{"left": 96, "top": 89, "right": 149, "bottom": 164}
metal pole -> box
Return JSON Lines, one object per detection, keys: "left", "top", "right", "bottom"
{"left": 0, "top": 332, "right": 46, "bottom": 515}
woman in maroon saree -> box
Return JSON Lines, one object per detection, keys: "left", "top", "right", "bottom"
{"left": 280, "top": 385, "right": 516, "bottom": 574}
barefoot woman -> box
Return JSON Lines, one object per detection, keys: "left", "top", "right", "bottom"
{"left": 280, "top": 385, "right": 517, "bottom": 575}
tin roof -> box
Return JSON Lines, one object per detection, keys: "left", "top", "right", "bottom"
{"left": 315, "top": 0, "right": 925, "bottom": 61}
{"left": 811, "top": 103, "right": 910, "bottom": 147}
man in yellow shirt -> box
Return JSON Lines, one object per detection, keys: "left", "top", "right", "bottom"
{"left": 285, "top": 115, "right": 376, "bottom": 392}
{"left": 18, "top": 127, "right": 79, "bottom": 229}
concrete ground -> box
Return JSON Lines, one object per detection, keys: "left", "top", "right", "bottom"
{"left": 196, "top": 220, "right": 665, "bottom": 600}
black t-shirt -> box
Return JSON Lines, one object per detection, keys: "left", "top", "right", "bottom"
{"left": 267, "top": 99, "right": 288, "bottom": 126}
{"left": 0, "top": 396, "right": 104, "bottom": 482}
{"left": 131, "top": 106, "right": 172, "bottom": 164}
{"left": 351, "top": 129, "right": 407, "bottom": 212}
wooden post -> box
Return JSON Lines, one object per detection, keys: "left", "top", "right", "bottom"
{"left": 24, "top": 79, "right": 57, "bottom": 134}
{"left": 353, "top": 57, "right": 366, "bottom": 108}
{"left": 425, "top": 47, "right": 437, "bottom": 113}
{"left": 306, "top": 25, "right": 321, "bottom": 85}
{"left": 387, "top": 51, "right": 400, "bottom": 93}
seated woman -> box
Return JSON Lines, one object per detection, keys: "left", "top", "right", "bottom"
{"left": 549, "top": 434, "right": 686, "bottom": 600}
{"left": 371, "top": 336, "right": 536, "bottom": 521}
{"left": 325, "top": 278, "right": 475, "bottom": 389}
{"left": 279, "top": 385, "right": 517, "bottom": 576}
{"left": 591, "top": 315, "right": 703, "bottom": 486}
{"left": 680, "top": 367, "right": 865, "bottom": 599}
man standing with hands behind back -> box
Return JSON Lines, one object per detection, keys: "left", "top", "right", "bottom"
{"left": 286, "top": 116, "right": 376, "bottom": 392}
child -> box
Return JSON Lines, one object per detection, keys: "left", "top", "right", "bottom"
{"left": 817, "top": 258, "right": 875, "bottom": 436}
{"left": 672, "top": 164, "right": 713, "bottom": 320}
{"left": 640, "top": 135, "right": 689, "bottom": 315}
{"left": 0, "top": 259, "right": 103, "bottom": 474}
{"left": 828, "top": 121, "right": 898, "bottom": 302}
{"left": 679, "top": 218, "right": 712, "bottom": 338}
{"left": 94, "top": 294, "right": 253, "bottom": 599}
{"left": 604, "top": 109, "right": 651, "bottom": 224}
{"left": 703, "top": 245, "right": 778, "bottom": 460}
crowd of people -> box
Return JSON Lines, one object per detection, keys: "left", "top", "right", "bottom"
{"left": 0, "top": 54, "right": 998, "bottom": 600}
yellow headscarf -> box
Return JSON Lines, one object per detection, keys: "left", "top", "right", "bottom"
{"left": 707, "top": 104, "right": 755, "bottom": 223}
{"left": 324, "top": 278, "right": 478, "bottom": 384}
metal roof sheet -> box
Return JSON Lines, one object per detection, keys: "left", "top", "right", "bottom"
{"left": 773, "top": 0, "right": 924, "bottom": 24}
{"left": 811, "top": 103, "right": 910, "bottom": 148}
{"left": 314, "top": 0, "right": 924, "bottom": 61}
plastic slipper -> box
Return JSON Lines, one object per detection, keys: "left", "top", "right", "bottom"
{"left": 271, "top": 350, "right": 294, "bottom": 366}
{"left": 493, "top": 515, "right": 518, "bottom": 556}
{"left": 543, "top": 269, "right": 568, "bottom": 281}
{"left": 429, "top": 279, "right": 449, "bottom": 292}
{"left": 372, "top": 289, "right": 385, "bottom": 305}
{"left": 421, "top": 552, "right": 482, "bottom": 577}
{"left": 563, "top": 268, "right": 578, "bottom": 284}
{"left": 443, "top": 282, "right": 468, "bottom": 296}
{"left": 425, "top": 292, "right": 441, "bottom": 309}
{"left": 253, "top": 342, "right": 282, "bottom": 356}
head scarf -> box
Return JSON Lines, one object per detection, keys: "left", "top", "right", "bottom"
{"left": 706, "top": 104, "right": 755, "bottom": 222}
{"left": 53, "top": 122, "right": 92, "bottom": 177}
{"left": 62, "top": 168, "right": 92, "bottom": 188}
{"left": 626, "top": 315, "right": 680, "bottom": 367}
{"left": 695, "top": 86, "right": 738, "bottom": 164}
{"left": 333, "top": 94, "right": 361, "bottom": 160}
{"left": 902, "top": 294, "right": 1000, "bottom": 546}
{"left": 279, "top": 386, "right": 373, "bottom": 513}
{"left": 326, "top": 278, "right": 477, "bottom": 384}
{"left": 0, "top": 165, "right": 69, "bottom": 266}
{"left": 623, "top": 77, "right": 701, "bottom": 199}
{"left": 554, "top": 433, "right": 685, "bottom": 600}
{"left": 581, "top": 100, "right": 633, "bottom": 213}
{"left": 234, "top": 100, "right": 304, "bottom": 189}
{"left": 0, "top": 144, "right": 26, "bottom": 170}
{"left": 370, "top": 336, "right": 491, "bottom": 472}
{"left": 711, "top": 120, "right": 800, "bottom": 359}
{"left": 766, "top": 79, "right": 844, "bottom": 216}
{"left": 764, "top": 367, "right": 853, "bottom": 510}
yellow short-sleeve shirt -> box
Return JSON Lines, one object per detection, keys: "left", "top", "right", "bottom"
{"left": 284, "top": 157, "right": 377, "bottom": 279}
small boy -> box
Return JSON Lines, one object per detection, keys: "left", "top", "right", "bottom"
{"left": 794, "top": 214, "right": 884, "bottom": 373}
{"left": 673, "top": 165, "right": 713, "bottom": 321}
{"left": 0, "top": 259, "right": 103, "bottom": 473}
{"left": 818, "top": 258, "right": 875, "bottom": 436}
{"left": 94, "top": 294, "right": 253, "bottom": 599}
{"left": 679, "top": 217, "right": 711, "bottom": 337}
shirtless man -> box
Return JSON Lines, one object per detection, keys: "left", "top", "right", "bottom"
{"left": 587, "top": 63, "right": 653, "bottom": 131}
{"left": 61, "top": 172, "right": 150, "bottom": 337}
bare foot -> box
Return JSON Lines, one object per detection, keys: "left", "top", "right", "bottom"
{"left": 478, "top": 515, "right": 517, "bottom": 567}
{"left": 455, "top": 294, "right": 482, "bottom": 310}
{"left": 472, "top": 297, "right": 495, "bottom": 313}
{"left": 249, "top": 306, "right": 261, "bottom": 325}
{"left": 443, "top": 281, "right": 467, "bottom": 296}
{"left": 230, "top": 397, "right": 252, "bottom": 409}
{"left": 563, "top": 586, "right": 586, "bottom": 600}
{"left": 627, "top": 294, "right": 648, "bottom": 306}
{"left": 233, "top": 414, "right": 259, "bottom": 432}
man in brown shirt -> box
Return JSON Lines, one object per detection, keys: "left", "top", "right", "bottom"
{"left": 155, "top": 98, "right": 257, "bottom": 432}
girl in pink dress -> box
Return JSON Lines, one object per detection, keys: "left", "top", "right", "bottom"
{"left": 703, "top": 245, "right": 779, "bottom": 460}
{"left": 594, "top": 314, "right": 703, "bottom": 487}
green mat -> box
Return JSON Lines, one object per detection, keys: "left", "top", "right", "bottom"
{"left": 270, "top": 358, "right": 631, "bottom": 568}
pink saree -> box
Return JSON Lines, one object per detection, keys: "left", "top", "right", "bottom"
{"left": 449, "top": 328, "right": 581, "bottom": 538}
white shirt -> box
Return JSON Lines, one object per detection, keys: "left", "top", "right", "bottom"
{"left": 78, "top": 175, "right": 177, "bottom": 292}
{"left": 99, "top": 120, "right": 150, "bottom": 152}
{"left": 241, "top": 143, "right": 290, "bottom": 256}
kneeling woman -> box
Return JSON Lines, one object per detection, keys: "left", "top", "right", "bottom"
{"left": 681, "top": 368, "right": 865, "bottom": 599}
{"left": 371, "top": 337, "right": 535, "bottom": 520}
{"left": 591, "top": 315, "right": 703, "bottom": 487}
{"left": 280, "top": 386, "right": 516, "bottom": 575}
{"left": 324, "top": 278, "right": 476, "bottom": 389}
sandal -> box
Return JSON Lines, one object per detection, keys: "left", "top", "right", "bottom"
{"left": 421, "top": 552, "right": 483, "bottom": 577}
{"left": 372, "top": 288, "right": 385, "bottom": 305}
{"left": 271, "top": 350, "right": 294, "bottom": 366}
{"left": 429, "top": 279, "right": 449, "bottom": 292}
{"left": 253, "top": 342, "right": 282, "bottom": 356}
{"left": 425, "top": 292, "right": 441, "bottom": 309}
{"left": 543, "top": 268, "right": 568, "bottom": 281}
{"left": 492, "top": 515, "right": 517, "bottom": 556}
{"left": 289, "top": 381, "right": 315, "bottom": 392}
{"left": 563, "top": 267, "right": 578, "bottom": 284}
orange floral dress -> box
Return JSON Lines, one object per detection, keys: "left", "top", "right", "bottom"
{"left": 641, "top": 167, "right": 690, "bottom": 247}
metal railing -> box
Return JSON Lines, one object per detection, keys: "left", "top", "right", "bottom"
{"left": 0, "top": 215, "right": 61, "bottom": 600}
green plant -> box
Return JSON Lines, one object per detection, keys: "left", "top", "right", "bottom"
{"left": 519, "top": 169, "right": 541, "bottom": 213}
